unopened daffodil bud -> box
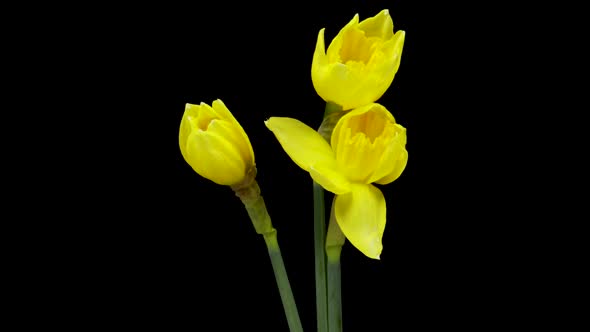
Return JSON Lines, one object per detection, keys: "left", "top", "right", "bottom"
{"left": 266, "top": 103, "right": 407, "bottom": 259}
{"left": 179, "top": 99, "right": 255, "bottom": 186}
{"left": 312, "top": 9, "right": 405, "bottom": 110}
{"left": 178, "top": 102, "right": 301, "bottom": 331}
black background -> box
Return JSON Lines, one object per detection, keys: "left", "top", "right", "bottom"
{"left": 15, "top": 0, "right": 521, "bottom": 330}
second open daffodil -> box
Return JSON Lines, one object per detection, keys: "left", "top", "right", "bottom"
{"left": 266, "top": 103, "right": 407, "bottom": 259}
{"left": 312, "top": 9, "right": 405, "bottom": 111}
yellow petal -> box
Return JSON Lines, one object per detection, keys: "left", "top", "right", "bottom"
{"left": 207, "top": 119, "right": 253, "bottom": 165}
{"left": 311, "top": 29, "right": 331, "bottom": 104}
{"left": 369, "top": 123, "right": 407, "bottom": 184}
{"left": 313, "top": 26, "right": 360, "bottom": 108}
{"left": 369, "top": 140, "right": 403, "bottom": 183}
{"left": 310, "top": 163, "right": 352, "bottom": 195}
{"left": 211, "top": 99, "right": 255, "bottom": 164}
{"left": 179, "top": 103, "right": 199, "bottom": 162}
{"left": 326, "top": 14, "right": 360, "bottom": 62}
{"left": 185, "top": 128, "right": 246, "bottom": 185}
{"left": 375, "top": 148, "right": 407, "bottom": 185}
{"left": 194, "top": 102, "right": 220, "bottom": 130}
{"left": 318, "top": 62, "right": 396, "bottom": 110}
{"left": 314, "top": 62, "right": 366, "bottom": 110}
{"left": 358, "top": 9, "right": 394, "bottom": 40}
{"left": 335, "top": 183, "right": 386, "bottom": 259}
{"left": 265, "top": 117, "right": 335, "bottom": 172}
{"left": 312, "top": 28, "right": 328, "bottom": 69}
{"left": 374, "top": 122, "right": 407, "bottom": 184}
{"left": 210, "top": 99, "right": 236, "bottom": 123}
{"left": 379, "top": 30, "right": 405, "bottom": 74}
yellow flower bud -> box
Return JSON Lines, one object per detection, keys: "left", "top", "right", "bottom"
{"left": 312, "top": 9, "right": 405, "bottom": 110}
{"left": 179, "top": 99, "right": 255, "bottom": 186}
{"left": 331, "top": 103, "right": 407, "bottom": 185}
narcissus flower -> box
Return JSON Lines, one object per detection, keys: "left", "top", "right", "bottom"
{"left": 266, "top": 103, "right": 407, "bottom": 259}
{"left": 312, "top": 9, "right": 405, "bottom": 110}
{"left": 179, "top": 99, "right": 255, "bottom": 186}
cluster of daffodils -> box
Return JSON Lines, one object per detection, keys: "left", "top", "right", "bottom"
{"left": 267, "top": 10, "right": 407, "bottom": 255}
{"left": 179, "top": 9, "right": 407, "bottom": 331}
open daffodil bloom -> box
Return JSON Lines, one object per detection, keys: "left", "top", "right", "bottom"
{"left": 266, "top": 103, "right": 407, "bottom": 259}
{"left": 312, "top": 9, "right": 405, "bottom": 110}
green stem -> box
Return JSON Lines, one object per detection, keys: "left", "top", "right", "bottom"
{"left": 315, "top": 101, "right": 343, "bottom": 332}
{"left": 232, "top": 173, "right": 303, "bottom": 332}
{"left": 264, "top": 231, "right": 304, "bottom": 332}
{"left": 326, "top": 199, "right": 345, "bottom": 332}
{"left": 327, "top": 256, "right": 342, "bottom": 332}
{"left": 313, "top": 181, "right": 328, "bottom": 332}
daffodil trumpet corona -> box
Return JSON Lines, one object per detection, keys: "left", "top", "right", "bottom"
{"left": 266, "top": 103, "right": 408, "bottom": 259}
{"left": 179, "top": 100, "right": 303, "bottom": 332}
{"left": 312, "top": 9, "right": 405, "bottom": 111}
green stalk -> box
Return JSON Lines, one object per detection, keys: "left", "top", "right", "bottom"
{"left": 231, "top": 169, "right": 303, "bottom": 332}
{"left": 327, "top": 257, "right": 342, "bottom": 332}
{"left": 326, "top": 200, "right": 345, "bottom": 332}
{"left": 313, "top": 181, "right": 328, "bottom": 332}
{"left": 264, "top": 231, "right": 304, "bottom": 332}
{"left": 315, "top": 102, "right": 344, "bottom": 332}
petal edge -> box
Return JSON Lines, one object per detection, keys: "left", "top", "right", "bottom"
{"left": 265, "top": 117, "right": 335, "bottom": 172}
{"left": 335, "top": 184, "right": 386, "bottom": 259}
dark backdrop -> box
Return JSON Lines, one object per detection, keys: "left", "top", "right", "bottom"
{"left": 22, "top": 0, "right": 506, "bottom": 330}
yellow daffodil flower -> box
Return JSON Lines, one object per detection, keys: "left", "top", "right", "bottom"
{"left": 312, "top": 9, "right": 405, "bottom": 111}
{"left": 265, "top": 103, "right": 407, "bottom": 259}
{"left": 179, "top": 99, "right": 255, "bottom": 186}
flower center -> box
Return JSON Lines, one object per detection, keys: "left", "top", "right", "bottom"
{"left": 339, "top": 29, "right": 382, "bottom": 64}
{"left": 347, "top": 110, "right": 388, "bottom": 143}
{"left": 194, "top": 113, "right": 218, "bottom": 131}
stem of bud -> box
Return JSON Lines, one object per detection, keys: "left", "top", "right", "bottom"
{"left": 231, "top": 166, "right": 274, "bottom": 235}
{"left": 231, "top": 166, "right": 303, "bottom": 332}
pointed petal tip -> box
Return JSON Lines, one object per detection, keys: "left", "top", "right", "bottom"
{"left": 395, "top": 30, "right": 406, "bottom": 41}
{"left": 264, "top": 118, "right": 274, "bottom": 129}
{"left": 368, "top": 243, "right": 383, "bottom": 260}
{"left": 315, "top": 28, "right": 326, "bottom": 55}
{"left": 359, "top": 243, "right": 382, "bottom": 260}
